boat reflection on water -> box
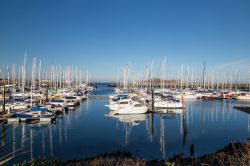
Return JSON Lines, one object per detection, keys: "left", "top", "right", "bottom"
{"left": 106, "top": 111, "right": 148, "bottom": 126}
{"left": 158, "top": 109, "right": 187, "bottom": 159}
{"left": 106, "top": 112, "right": 149, "bottom": 145}
{"left": 106, "top": 109, "right": 187, "bottom": 159}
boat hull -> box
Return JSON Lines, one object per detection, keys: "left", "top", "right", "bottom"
{"left": 113, "top": 106, "right": 148, "bottom": 115}
{"left": 154, "top": 101, "right": 184, "bottom": 109}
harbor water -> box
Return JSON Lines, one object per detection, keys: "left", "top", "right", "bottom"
{"left": 1, "top": 83, "right": 250, "bottom": 165}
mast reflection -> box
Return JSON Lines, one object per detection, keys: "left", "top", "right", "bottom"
{"left": 181, "top": 113, "right": 188, "bottom": 156}
{"left": 106, "top": 112, "right": 148, "bottom": 145}
{"left": 159, "top": 114, "right": 165, "bottom": 159}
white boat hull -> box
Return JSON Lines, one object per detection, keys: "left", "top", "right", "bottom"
{"left": 114, "top": 105, "right": 148, "bottom": 115}
{"left": 154, "top": 101, "right": 184, "bottom": 109}
{"left": 105, "top": 104, "right": 121, "bottom": 111}
{"left": 12, "top": 105, "right": 27, "bottom": 110}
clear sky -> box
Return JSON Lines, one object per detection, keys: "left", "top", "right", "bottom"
{"left": 0, "top": 0, "right": 250, "bottom": 82}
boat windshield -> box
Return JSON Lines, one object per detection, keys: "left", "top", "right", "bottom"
{"left": 119, "top": 101, "right": 129, "bottom": 104}
{"left": 134, "top": 103, "right": 143, "bottom": 107}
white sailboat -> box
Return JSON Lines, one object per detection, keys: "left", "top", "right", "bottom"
{"left": 154, "top": 56, "right": 185, "bottom": 109}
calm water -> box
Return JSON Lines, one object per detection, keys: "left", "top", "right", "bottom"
{"left": 1, "top": 83, "right": 250, "bottom": 165}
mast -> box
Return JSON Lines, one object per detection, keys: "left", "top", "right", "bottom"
{"left": 31, "top": 57, "right": 37, "bottom": 106}
{"left": 248, "top": 65, "right": 250, "bottom": 91}
{"left": 18, "top": 67, "right": 21, "bottom": 89}
{"left": 2, "top": 85, "right": 6, "bottom": 113}
{"left": 161, "top": 56, "right": 166, "bottom": 95}
{"left": 22, "top": 53, "right": 27, "bottom": 99}
{"left": 7, "top": 66, "right": 9, "bottom": 85}
{"left": 202, "top": 61, "right": 206, "bottom": 91}
{"left": 86, "top": 70, "right": 89, "bottom": 87}
{"left": 38, "top": 60, "right": 41, "bottom": 90}
{"left": 180, "top": 64, "right": 183, "bottom": 90}
{"left": 12, "top": 64, "right": 16, "bottom": 87}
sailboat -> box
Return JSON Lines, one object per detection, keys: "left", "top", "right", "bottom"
{"left": 154, "top": 56, "right": 185, "bottom": 110}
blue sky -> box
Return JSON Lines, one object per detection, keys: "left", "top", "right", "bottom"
{"left": 0, "top": 0, "right": 250, "bottom": 82}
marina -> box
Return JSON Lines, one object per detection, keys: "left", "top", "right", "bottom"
{"left": 1, "top": 0, "right": 250, "bottom": 165}
{"left": 0, "top": 83, "right": 250, "bottom": 165}
{"left": 0, "top": 55, "right": 250, "bottom": 165}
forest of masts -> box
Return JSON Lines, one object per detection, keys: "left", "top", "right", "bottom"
{"left": 0, "top": 54, "right": 91, "bottom": 90}
{"left": 1, "top": 55, "right": 250, "bottom": 92}
{"left": 116, "top": 60, "right": 250, "bottom": 91}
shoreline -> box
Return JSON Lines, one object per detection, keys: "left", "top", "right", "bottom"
{"left": 15, "top": 140, "right": 250, "bottom": 166}
{"left": 65, "top": 140, "right": 250, "bottom": 166}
